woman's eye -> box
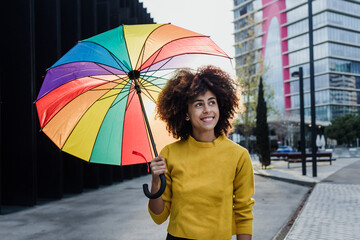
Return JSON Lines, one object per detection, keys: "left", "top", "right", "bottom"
{"left": 209, "top": 101, "right": 216, "bottom": 105}
{"left": 195, "top": 103, "right": 202, "bottom": 107}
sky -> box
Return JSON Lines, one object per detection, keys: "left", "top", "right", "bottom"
{"left": 140, "top": 0, "right": 235, "bottom": 75}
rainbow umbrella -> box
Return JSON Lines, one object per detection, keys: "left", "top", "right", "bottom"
{"left": 35, "top": 23, "right": 230, "bottom": 198}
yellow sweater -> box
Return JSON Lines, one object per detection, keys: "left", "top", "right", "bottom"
{"left": 148, "top": 135, "right": 255, "bottom": 240}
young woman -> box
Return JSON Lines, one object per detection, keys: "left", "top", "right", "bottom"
{"left": 148, "top": 65, "right": 255, "bottom": 240}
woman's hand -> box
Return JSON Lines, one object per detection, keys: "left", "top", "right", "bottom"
{"left": 150, "top": 155, "right": 167, "bottom": 186}
{"left": 149, "top": 155, "right": 167, "bottom": 213}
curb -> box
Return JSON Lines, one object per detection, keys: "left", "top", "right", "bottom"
{"left": 272, "top": 186, "right": 314, "bottom": 240}
{"left": 254, "top": 172, "right": 316, "bottom": 187}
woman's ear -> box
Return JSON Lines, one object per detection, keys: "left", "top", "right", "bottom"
{"left": 185, "top": 113, "right": 190, "bottom": 121}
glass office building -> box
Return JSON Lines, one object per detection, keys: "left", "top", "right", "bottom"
{"left": 233, "top": 0, "right": 360, "bottom": 123}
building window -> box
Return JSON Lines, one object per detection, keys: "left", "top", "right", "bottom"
{"left": 327, "top": 12, "right": 360, "bottom": 31}
{"left": 234, "top": 3, "right": 253, "bottom": 19}
{"left": 330, "top": 90, "right": 357, "bottom": 105}
{"left": 287, "top": 4, "right": 308, "bottom": 23}
{"left": 285, "top": 0, "right": 306, "bottom": 9}
{"left": 327, "top": 0, "right": 360, "bottom": 17}
{"left": 289, "top": 58, "right": 329, "bottom": 78}
{"left": 329, "top": 58, "right": 360, "bottom": 74}
{"left": 234, "top": 0, "right": 249, "bottom": 6}
{"left": 234, "top": 15, "right": 251, "bottom": 30}
{"left": 328, "top": 27, "right": 360, "bottom": 46}
{"left": 356, "top": 77, "right": 360, "bottom": 90}
{"left": 288, "top": 42, "right": 360, "bottom": 66}
{"left": 288, "top": 18, "right": 309, "bottom": 37}
{"left": 330, "top": 105, "right": 358, "bottom": 120}
{"left": 329, "top": 74, "right": 357, "bottom": 89}
{"left": 329, "top": 43, "right": 360, "bottom": 60}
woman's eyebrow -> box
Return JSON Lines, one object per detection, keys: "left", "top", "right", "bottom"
{"left": 192, "top": 97, "right": 216, "bottom": 103}
{"left": 192, "top": 99, "right": 204, "bottom": 103}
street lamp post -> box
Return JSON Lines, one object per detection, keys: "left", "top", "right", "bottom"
{"left": 308, "top": 0, "right": 317, "bottom": 177}
{"left": 292, "top": 67, "right": 306, "bottom": 176}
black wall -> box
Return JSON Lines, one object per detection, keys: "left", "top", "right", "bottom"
{"left": 0, "top": 0, "right": 154, "bottom": 213}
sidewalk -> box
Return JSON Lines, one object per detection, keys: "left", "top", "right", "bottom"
{"left": 253, "top": 156, "right": 360, "bottom": 240}
{"left": 253, "top": 156, "right": 359, "bottom": 185}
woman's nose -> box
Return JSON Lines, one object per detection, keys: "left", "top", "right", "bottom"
{"left": 203, "top": 104, "right": 210, "bottom": 113}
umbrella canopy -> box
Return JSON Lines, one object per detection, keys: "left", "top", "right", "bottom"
{"left": 35, "top": 23, "right": 230, "bottom": 198}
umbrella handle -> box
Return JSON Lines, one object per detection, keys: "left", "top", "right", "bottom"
{"left": 143, "top": 174, "right": 166, "bottom": 199}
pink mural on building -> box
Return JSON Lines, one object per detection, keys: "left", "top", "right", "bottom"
{"left": 261, "top": 0, "right": 290, "bottom": 109}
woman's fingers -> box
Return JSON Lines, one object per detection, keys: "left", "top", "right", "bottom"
{"left": 150, "top": 155, "right": 167, "bottom": 176}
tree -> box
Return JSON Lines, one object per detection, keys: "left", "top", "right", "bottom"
{"left": 255, "top": 77, "right": 270, "bottom": 168}
{"left": 235, "top": 13, "right": 277, "bottom": 150}
{"left": 325, "top": 113, "right": 360, "bottom": 146}
{"left": 236, "top": 14, "right": 260, "bottom": 150}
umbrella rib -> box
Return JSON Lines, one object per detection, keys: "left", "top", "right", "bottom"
{"left": 104, "top": 85, "right": 131, "bottom": 108}
{"left": 123, "top": 25, "right": 137, "bottom": 71}
{"left": 140, "top": 55, "right": 198, "bottom": 89}
{"left": 139, "top": 74, "right": 166, "bottom": 85}
{"left": 106, "top": 89, "right": 132, "bottom": 109}
{"left": 141, "top": 88, "right": 162, "bottom": 94}
{"left": 78, "top": 40, "right": 130, "bottom": 72}
{"left": 124, "top": 88, "right": 137, "bottom": 111}
{"left": 90, "top": 72, "right": 127, "bottom": 80}
{"left": 89, "top": 75, "right": 124, "bottom": 82}
{"left": 138, "top": 79, "right": 163, "bottom": 93}
{"left": 86, "top": 76, "right": 129, "bottom": 93}
{"left": 141, "top": 74, "right": 170, "bottom": 85}
{"left": 134, "top": 24, "right": 168, "bottom": 70}
{"left": 140, "top": 82, "right": 166, "bottom": 89}
{"left": 140, "top": 57, "right": 174, "bottom": 83}
{"left": 108, "top": 81, "right": 137, "bottom": 110}
{"left": 94, "top": 62, "right": 129, "bottom": 78}
{"left": 98, "top": 85, "right": 131, "bottom": 102}
{"left": 140, "top": 69, "right": 173, "bottom": 88}
{"left": 141, "top": 91, "right": 157, "bottom": 104}
{"left": 90, "top": 80, "right": 129, "bottom": 91}
{"left": 147, "top": 70, "right": 174, "bottom": 81}
{"left": 137, "top": 80, "right": 157, "bottom": 103}
{"left": 108, "top": 51, "right": 130, "bottom": 73}
{"left": 86, "top": 63, "right": 131, "bottom": 92}
{"left": 140, "top": 46, "right": 165, "bottom": 78}
{"left": 138, "top": 77, "right": 164, "bottom": 89}
{"left": 138, "top": 57, "right": 175, "bottom": 91}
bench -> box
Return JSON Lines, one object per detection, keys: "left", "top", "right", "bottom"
{"left": 287, "top": 152, "right": 336, "bottom": 168}
{"left": 270, "top": 152, "right": 289, "bottom": 161}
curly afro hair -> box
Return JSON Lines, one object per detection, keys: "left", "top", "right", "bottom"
{"left": 156, "top": 65, "right": 239, "bottom": 140}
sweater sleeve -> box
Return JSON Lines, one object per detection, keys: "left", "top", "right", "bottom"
{"left": 233, "top": 149, "right": 255, "bottom": 235}
{"left": 148, "top": 147, "right": 172, "bottom": 225}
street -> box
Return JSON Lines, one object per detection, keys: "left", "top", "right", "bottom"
{"left": 0, "top": 175, "right": 309, "bottom": 240}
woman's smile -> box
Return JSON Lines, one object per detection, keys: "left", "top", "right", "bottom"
{"left": 201, "top": 116, "right": 215, "bottom": 122}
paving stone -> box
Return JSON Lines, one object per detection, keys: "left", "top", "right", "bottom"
{"left": 286, "top": 183, "right": 360, "bottom": 240}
